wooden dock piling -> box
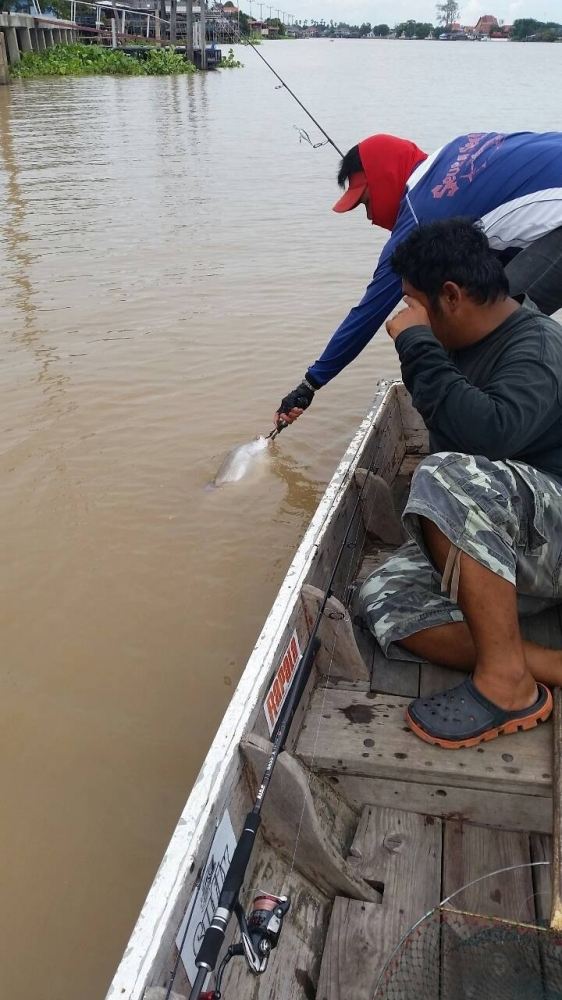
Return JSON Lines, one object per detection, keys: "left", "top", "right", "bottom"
{"left": 0, "top": 31, "right": 9, "bottom": 84}
{"left": 1, "top": 12, "right": 79, "bottom": 66}
{"left": 199, "top": 0, "right": 206, "bottom": 69}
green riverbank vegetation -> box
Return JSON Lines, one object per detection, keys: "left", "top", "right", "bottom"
{"left": 11, "top": 43, "right": 197, "bottom": 78}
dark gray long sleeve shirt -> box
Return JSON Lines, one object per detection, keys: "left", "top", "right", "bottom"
{"left": 395, "top": 306, "right": 562, "bottom": 480}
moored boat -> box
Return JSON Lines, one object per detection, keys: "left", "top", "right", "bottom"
{"left": 107, "top": 380, "right": 561, "bottom": 1000}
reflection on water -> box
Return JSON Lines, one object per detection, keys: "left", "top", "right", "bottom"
{"left": 1, "top": 38, "right": 561, "bottom": 1000}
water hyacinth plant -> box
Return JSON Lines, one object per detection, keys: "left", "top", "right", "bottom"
{"left": 220, "top": 47, "right": 243, "bottom": 68}
{"left": 11, "top": 43, "right": 197, "bottom": 78}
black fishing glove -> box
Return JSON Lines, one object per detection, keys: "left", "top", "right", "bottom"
{"left": 278, "top": 377, "right": 318, "bottom": 417}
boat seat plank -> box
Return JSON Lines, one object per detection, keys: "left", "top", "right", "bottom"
{"left": 316, "top": 806, "right": 442, "bottom": 1000}
{"left": 419, "top": 662, "right": 468, "bottom": 696}
{"left": 297, "top": 688, "right": 552, "bottom": 797}
{"left": 443, "top": 821, "right": 535, "bottom": 920}
{"left": 335, "top": 773, "right": 552, "bottom": 833}
{"left": 371, "top": 640, "right": 420, "bottom": 697}
{"left": 521, "top": 604, "right": 562, "bottom": 649}
{"left": 441, "top": 823, "right": 538, "bottom": 998}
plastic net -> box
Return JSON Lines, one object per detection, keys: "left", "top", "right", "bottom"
{"left": 373, "top": 865, "right": 562, "bottom": 1000}
{"left": 374, "top": 907, "right": 562, "bottom": 1000}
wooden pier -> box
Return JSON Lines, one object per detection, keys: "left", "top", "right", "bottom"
{"left": 0, "top": 12, "right": 81, "bottom": 69}
{"left": 0, "top": 7, "right": 220, "bottom": 78}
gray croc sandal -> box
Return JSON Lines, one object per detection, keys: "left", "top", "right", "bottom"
{"left": 406, "top": 676, "right": 552, "bottom": 749}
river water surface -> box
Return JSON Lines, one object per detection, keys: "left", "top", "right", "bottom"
{"left": 1, "top": 37, "right": 561, "bottom": 1000}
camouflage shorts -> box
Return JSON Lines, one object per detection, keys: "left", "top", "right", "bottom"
{"left": 359, "top": 452, "right": 562, "bottom": 657}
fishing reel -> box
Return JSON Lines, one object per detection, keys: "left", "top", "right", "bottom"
{"left": 238, "top": 892, "right": 291, "bottom": 974}
{"left": 200, "top": 893, "right": 290, "bottom": 999}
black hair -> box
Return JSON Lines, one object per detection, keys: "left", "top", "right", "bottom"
{"left": 337, "top": 145, "right": 362, "bottom": 188}
{"left": 390, "top": 219, "right": 509, "bottom": 308}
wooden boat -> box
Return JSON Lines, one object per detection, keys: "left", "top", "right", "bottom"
{"left": 106, "top": 380, "right": 560, "bottom": 1000}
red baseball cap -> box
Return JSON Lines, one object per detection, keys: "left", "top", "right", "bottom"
{"left": 332, "top": 171, "right": 368, "bottom": 213}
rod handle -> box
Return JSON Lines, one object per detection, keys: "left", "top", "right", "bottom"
{"left": 193, "top": 812, "right": 261, "bottom": 975}
{"left": 220, "top": 812, "right": 261, "bottom": 899}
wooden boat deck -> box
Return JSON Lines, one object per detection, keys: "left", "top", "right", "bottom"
{"left": 111, "top": 383, "right": 562, "bottom": 1000}
{"left": 294, "top": 446, "right": 559, "bottom": 997}
{"left": 315, "top": 804, "right": 551, "bottom": 1000}
{"left": 296, "top": 448, "right": 561, "bottom": 834}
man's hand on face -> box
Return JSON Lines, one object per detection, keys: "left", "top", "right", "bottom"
{"left": 386, "top": 295, "right": 430, "bottom": 342}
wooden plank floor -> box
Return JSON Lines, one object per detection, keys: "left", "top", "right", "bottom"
{"left": 298, "top": 687, "right": 552, "bottom": 796}
{"left": 316, "top": 806, "right": 442, "bottom": 1000}
{"left": 296, "top": 686, "right": 553, "bottom": 831}
{"left": 317, "top": 805, "right": 556, "bottom": 1000}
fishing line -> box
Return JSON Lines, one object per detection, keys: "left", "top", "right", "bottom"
{"left": 281, "top": 415, "right": 383, "bottom": 891}
{"left": 294, "top": 126, "right": 330, "bottom": 150}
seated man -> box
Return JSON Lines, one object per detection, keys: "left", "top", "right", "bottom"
{"left": 359, "top": 218, "right": 562, "bottom": 749}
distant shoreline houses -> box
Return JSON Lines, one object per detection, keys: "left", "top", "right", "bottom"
{"left": 204, "top": 5, "right": 561, "bottom": 42}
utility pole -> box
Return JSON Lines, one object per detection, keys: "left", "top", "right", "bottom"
{"left": 185, "top": 0, "right": 194, "bottom": 61}
{"left": 200, "top": 0, "right": 206, "bottom": 68}
{"left": 154, "top": 0, "right": 161, "bottom": 44}
{"left": 170, "top": 0, "right": 177, "bottom": 44}
{"left": 0, "top": 33, "right": 9, "bottom": 86}
{"left": 110, "top": 0, "right": 118, "bottom": 47}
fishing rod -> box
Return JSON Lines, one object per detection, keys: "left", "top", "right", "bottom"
{"left": 214, "top": 14, "right": 343, "bottom": 158}
{"left": 188, "top": 635, "right": 320, "bottom": 1000}
{"left": 240, "top": 36, "right": 344, "bottom": 158}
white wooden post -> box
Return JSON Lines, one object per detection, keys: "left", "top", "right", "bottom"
{"left": 0, "top": 31, "right": 10, "bottom": 83}
{"left": 154, "top": 4, "right": 160, "bottom": 42}
{"left": 18, "top": 26, "right": 33, "bottom": 51}
{"left": 5, "top": 26, "right": 20, "bottom": 63}
{"left": 185, "top": 0, "right": 193, "bottom": 61}
{"left": 199, "top": 0, "right": 206, "bottom": 67}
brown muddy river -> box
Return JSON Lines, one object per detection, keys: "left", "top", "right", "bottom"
{"left": 1, "top": 37, "right": 561, "bottom": 1000}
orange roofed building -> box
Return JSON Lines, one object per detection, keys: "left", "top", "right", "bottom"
{"left": 474, "top": 14, "right": 499, "bottom": 35}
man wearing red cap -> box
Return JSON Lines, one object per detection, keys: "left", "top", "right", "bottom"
{"left": 275, "top": 131, "right": 562, "bottom": 425}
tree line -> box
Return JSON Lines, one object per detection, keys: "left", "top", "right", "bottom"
{"left": 238, "top": 0, "right": 562, "bottom": 42}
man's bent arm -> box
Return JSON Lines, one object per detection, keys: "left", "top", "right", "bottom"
{"left": 396, "top": 326, "right": 560, "bottom": 458}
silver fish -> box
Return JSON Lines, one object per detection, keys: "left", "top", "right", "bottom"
{"left": 211, "top": 436, "right": 269, "bottom": 487}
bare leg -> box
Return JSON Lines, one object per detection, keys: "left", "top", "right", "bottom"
{"left": 409, "top": 518, "right": 538, "bottom": 710}
{"left": 399, "top": 620, "right": 562, "bottom": 688}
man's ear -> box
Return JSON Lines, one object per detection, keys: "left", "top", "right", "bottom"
{"left": 440, "top": 281, "right": 463, "bottom": 312}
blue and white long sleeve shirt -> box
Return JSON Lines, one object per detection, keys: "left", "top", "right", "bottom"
{"left": 307, "top": 131, "right": 562, "bottom": 387}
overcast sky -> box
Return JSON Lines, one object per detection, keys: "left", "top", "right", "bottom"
{"left": 277, "top": 1, "right": 562, "bottom": 26}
